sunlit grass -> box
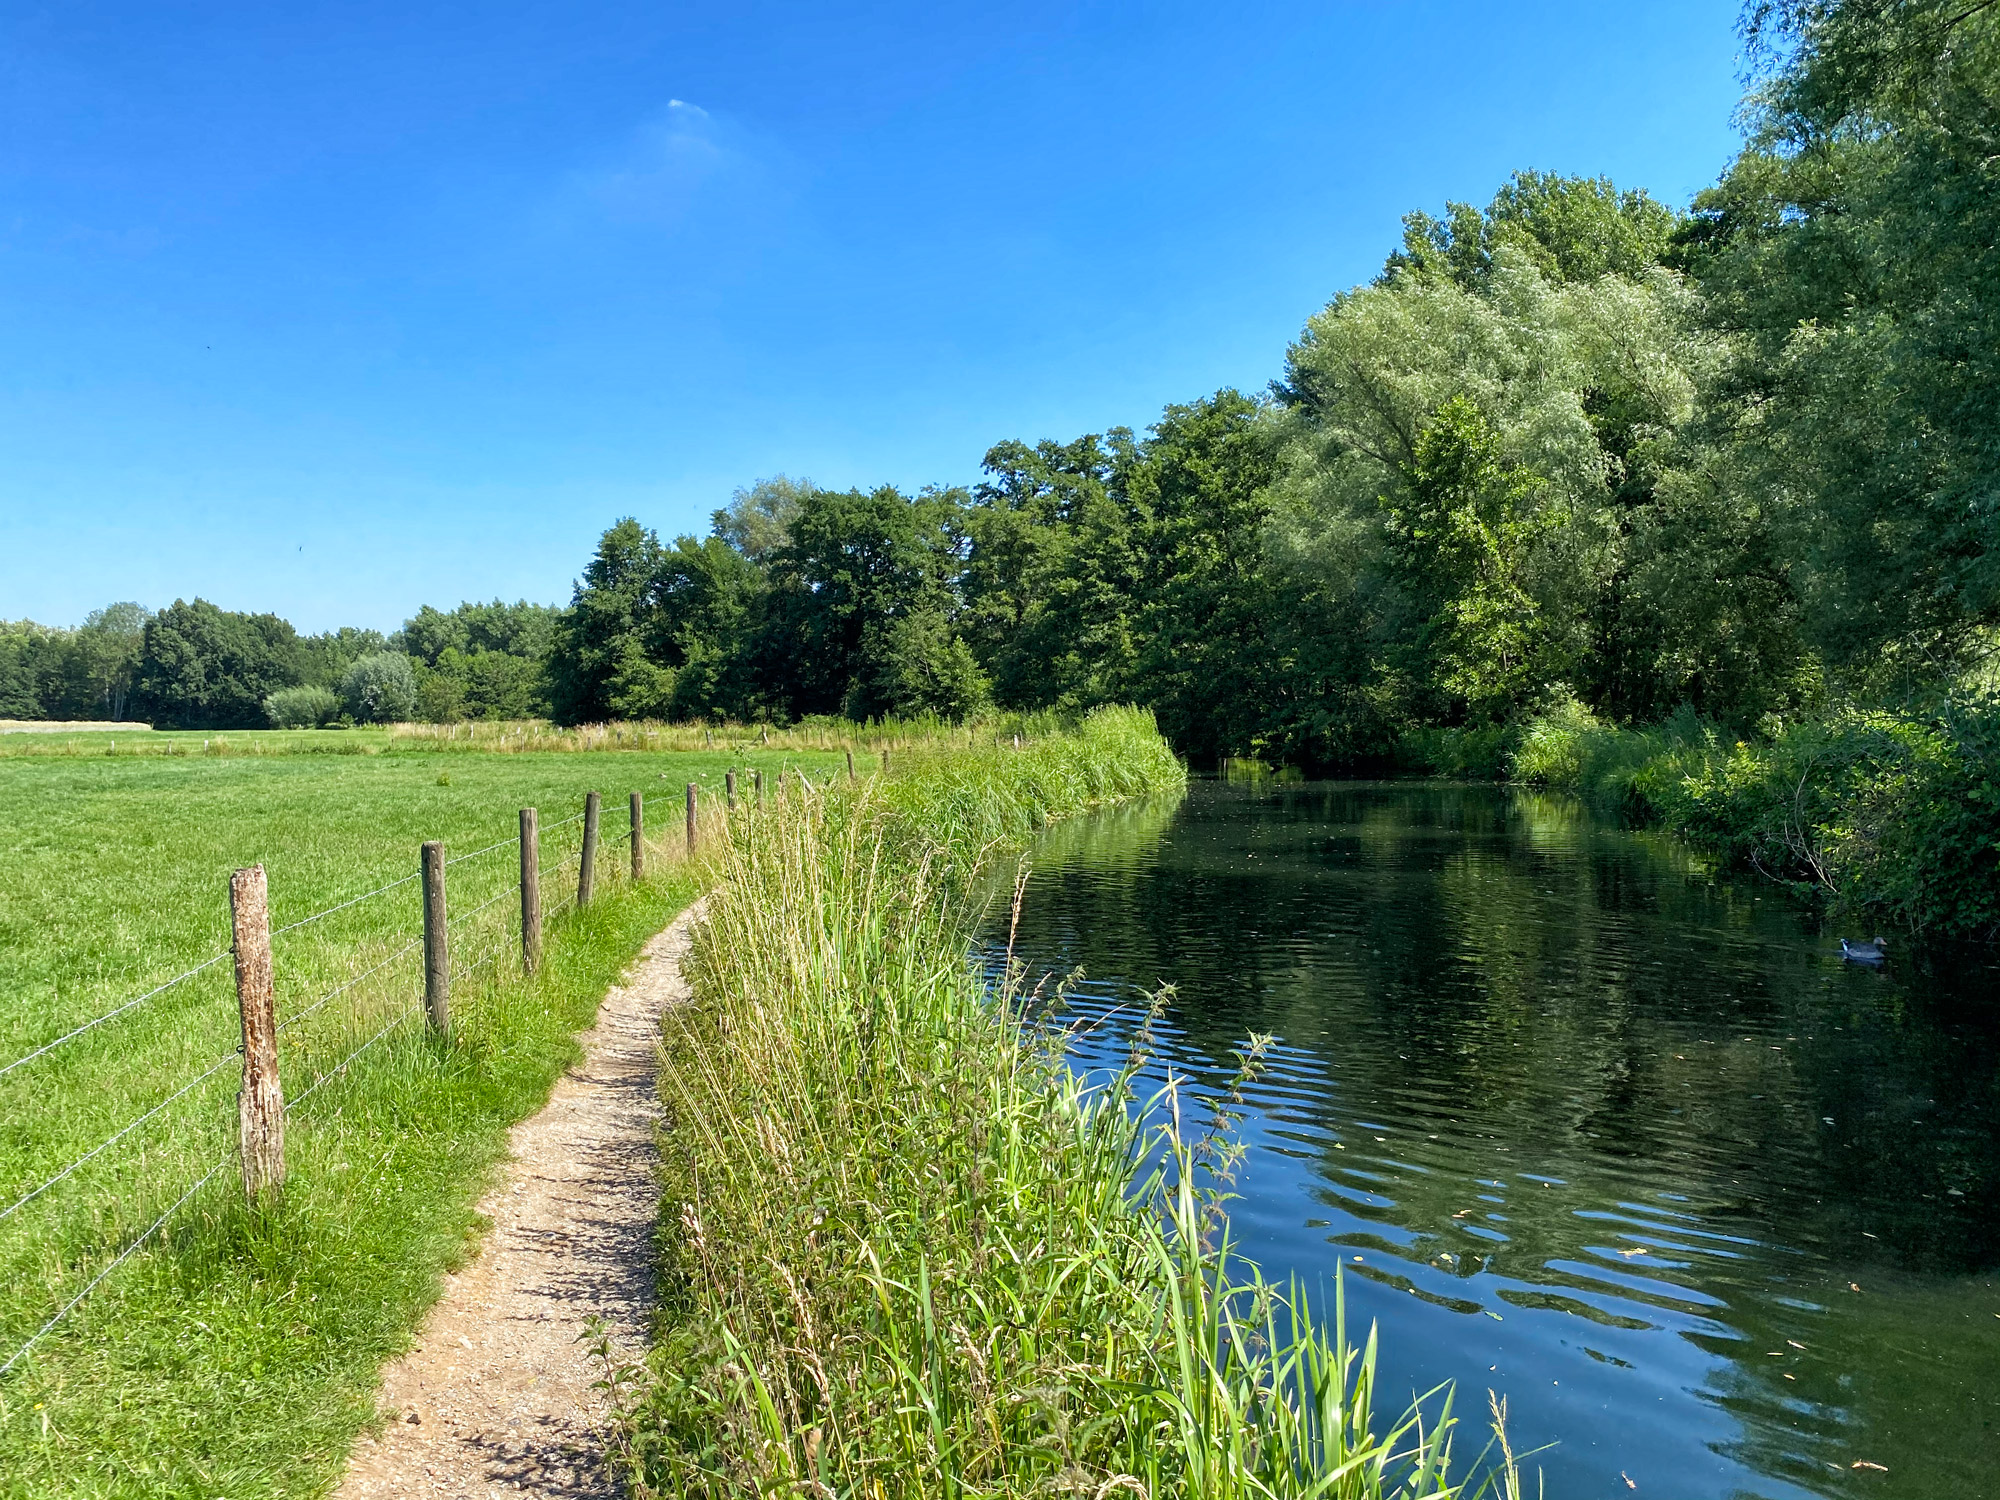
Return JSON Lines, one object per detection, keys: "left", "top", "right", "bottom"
{"left": 0, "top": 742, "right": 851, "bottom": 1496}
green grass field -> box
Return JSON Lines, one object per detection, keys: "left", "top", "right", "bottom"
{"left": 0, "top": 734, "right": 848, "bottom": 1497}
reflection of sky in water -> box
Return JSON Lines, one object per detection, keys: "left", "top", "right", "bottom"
{"left": 979, "top": 782, "right": 2000, "bottom": 1500}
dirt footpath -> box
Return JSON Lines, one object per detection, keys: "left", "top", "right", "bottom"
{"left": 335, "top": 905, "right": 700, "bottom": 1500}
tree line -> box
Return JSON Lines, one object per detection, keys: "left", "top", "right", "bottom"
{"left": 9, "top": 0, "right": 1996, "bottom": 766}
{"left": 550, "top": 0, "right": 2000, "bottom": 765}
{"left": 0, "top": 599, "right": 556, "bottom": 729}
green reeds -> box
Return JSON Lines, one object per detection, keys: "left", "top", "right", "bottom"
{"left": 621, "top": 708, "right": 1516, "bottom": 1497}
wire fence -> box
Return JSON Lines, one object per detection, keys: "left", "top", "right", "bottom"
{"left": 0, "top": 950, "right": 233, "bottom": 1083}
{"left": 0, "top": 779, "right": 722, "bottom": 1380}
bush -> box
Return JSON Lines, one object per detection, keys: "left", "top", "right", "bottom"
{"left": 262, "top": 684, "right": 341, "bottom": 729}
{"left": 1509, "top": 697, "right": 2000, "bottom": 939}
{"left": 339, "top": 653, "right": 417, "bottom": 724}
{"left": 1396, "top": 722, "right": 1517, "bottom": 779}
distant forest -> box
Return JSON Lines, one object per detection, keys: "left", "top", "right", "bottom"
{"left": 9, "top": 0, "right": 1998, "bottom": 771}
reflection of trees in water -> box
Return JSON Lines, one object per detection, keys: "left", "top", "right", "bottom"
{"left": 994, "top": 782, "right": 2000, "bottom": 1496}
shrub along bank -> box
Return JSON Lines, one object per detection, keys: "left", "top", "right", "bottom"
{"left": 618, "top": 707, "right": 1521, "bottom": 1498}
{"left": 1508, "top": 696, "right": 2000, "bottom": 940}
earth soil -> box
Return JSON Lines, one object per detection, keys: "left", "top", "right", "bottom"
{"left": 333, "top": 904, "right": 699, "bottom": 1500}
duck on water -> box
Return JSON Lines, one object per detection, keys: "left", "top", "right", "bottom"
{"left": 1841, "top": 935, "right": 1888, "bottom": 963}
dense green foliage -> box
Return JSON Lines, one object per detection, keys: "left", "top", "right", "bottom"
{"left": 0, "top": 604, "right": 149, "bottom": 721}
{"left": 4, "top": 600, "right": 553, "bottom": 731}
{"left": 336, "top": 651, "right": 418, "bottom": 724}
{"left": 1511, "top": 693, "right": 2000, "bottom": 937}
{"left": 263, "top": 683, "right": 342, "bottom": 729}
{"left": 401, "top": 599, "right": 558, "bottom": 721}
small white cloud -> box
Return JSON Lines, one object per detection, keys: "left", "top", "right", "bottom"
{"left": 570, "top": 101, "right": 741, "bottom": 228}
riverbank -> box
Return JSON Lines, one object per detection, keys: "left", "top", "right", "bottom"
{"left": 1393, "top": 696, "right": 2000, "bottom": 942}
{"left": 1506, "top": 697, "right": 2000, "bottom": 941}
{"left": 617, "top": 708, "right": 1519, "bottom": 1498}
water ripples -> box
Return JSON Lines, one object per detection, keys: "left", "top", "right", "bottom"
{"left": 983, "top": 781, "right": 2000, "bottom": 1500}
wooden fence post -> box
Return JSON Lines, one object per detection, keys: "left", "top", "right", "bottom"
{"left": 631, "top": 792, "right": 645, "bottom": 880}
{"left": 229, "top": 865, "right": 285, "bottom": 1204}
{"left": 846, "top": 748, "right": 855, "bottom": 783}
{"left": 685, "top": 782, "right": 698, "bottom": 853}
{"left": 578, "top": 792, "right": 600, "bottom": 905}
{"left": 421, "top": 840, "right": 450, "bottom": 1036}
{"left": 519, "top": 808, "right": 541, "bottom": 975}
{"left": 726, "top": 769, "right": 737, "bottom": 810}
{"left": 754, "top": 768, "right": 764, "bottom": 808}
{"left": 882, "top": 747, "right": 890, "bottom": 775}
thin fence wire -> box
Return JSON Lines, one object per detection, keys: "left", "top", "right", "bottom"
{"left": 448, "top": 882, "right": 520, "bottom": 929}
{"left": 460, "top": 944, "right": 506, "bottom": 977}
{"left": 285, "top": 1002, "right": 424, "bottom": 1114}
{"left": 0, "top": 1152, "right": 232, "bottom": 1377}
{"left": 276, "top": 933, "right": 424, "bottom": 1037}
{"left": 269, "top": 870, "right": 421, "bottom": 939}
{"left": 444, "top": 835, "right": 520, "bottom": 868}
{"left": 0, "top": 951, "right": 232, "bottom": 1082}
{"left": 0, "top": 1048, "right": 242, "bottom": 1228}
{"left": 0, "top": 792, "right": 673, "bottom": 1380}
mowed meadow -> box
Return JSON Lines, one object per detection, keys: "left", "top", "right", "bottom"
{"left": 0, "top": 726, "right": 848, "bottom": 1497}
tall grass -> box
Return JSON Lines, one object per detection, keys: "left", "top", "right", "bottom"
{"left": 620, "top": 707, "right": 1518, "bottom": 1497}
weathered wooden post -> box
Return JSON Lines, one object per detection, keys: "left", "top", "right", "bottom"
{"left": 882, "top": 746, "right": 891, "bottom": 775}
{"left": 726, "top": 769, "right": 737, "bottom": 810}
{"left": 630, "top": 792, "right": 645, "bottom": 880}
{"left": 230, "top": 865, "right": 285, "bottom": 1204}
{"left": 519, "top": 808, "right": 541, "bottom": 975}
{"left": 846, "top": 748, "right": 855, "bottom": 783}
{"left": 578, "top": 792, "right": 600, "bottom": 905}
{"left": 754, "top": 768, "right": 764, "bottom": 808}
{"left": 421, "top": 840, "right": 450, "bottom": 1036}
{"left": 685, "top": 782, "right": 698, "bottom": 853}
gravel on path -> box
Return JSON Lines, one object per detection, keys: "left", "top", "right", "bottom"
{"left": 334, "top": 904, "right": 700, "bottom": 1500}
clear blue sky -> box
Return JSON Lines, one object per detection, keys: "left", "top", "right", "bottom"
{"left": 1, "top": 1, "right": 1747, "bottom": 633}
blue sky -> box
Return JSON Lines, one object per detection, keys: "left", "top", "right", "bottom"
{"left": 2, "top": 1, "right": 1747, "bottom": 633}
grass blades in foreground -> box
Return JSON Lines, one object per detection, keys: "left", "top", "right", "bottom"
{"left": 624, "top": 707, "right": 1520, "bottom": 1497}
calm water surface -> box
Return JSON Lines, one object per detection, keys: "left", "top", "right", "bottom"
{"left": 980, "top": 781, "right": 2000, "bottom": 1499}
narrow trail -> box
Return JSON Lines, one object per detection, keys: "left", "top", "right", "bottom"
{"left": 335, "top": 904, "right": 700, "bottom": 1500}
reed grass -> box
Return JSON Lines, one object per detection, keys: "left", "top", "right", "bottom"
{"left": 621, "top": 707, "right": 1518, "bottom": 1497}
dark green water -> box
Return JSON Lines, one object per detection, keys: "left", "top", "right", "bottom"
{"left": 981, "top": 780, "right": 2000, "bottom": 1499}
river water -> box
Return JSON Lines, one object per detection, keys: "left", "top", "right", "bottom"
{"left": 979, "top": 780, "right": 2000, "bottom": 1499}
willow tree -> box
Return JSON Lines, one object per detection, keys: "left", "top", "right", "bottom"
{"left": 1267, "top": 182, "right": 1809, "bottom": 734}
{"left": 1692, "top": 0, "right": 2000, "bottom": 684}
